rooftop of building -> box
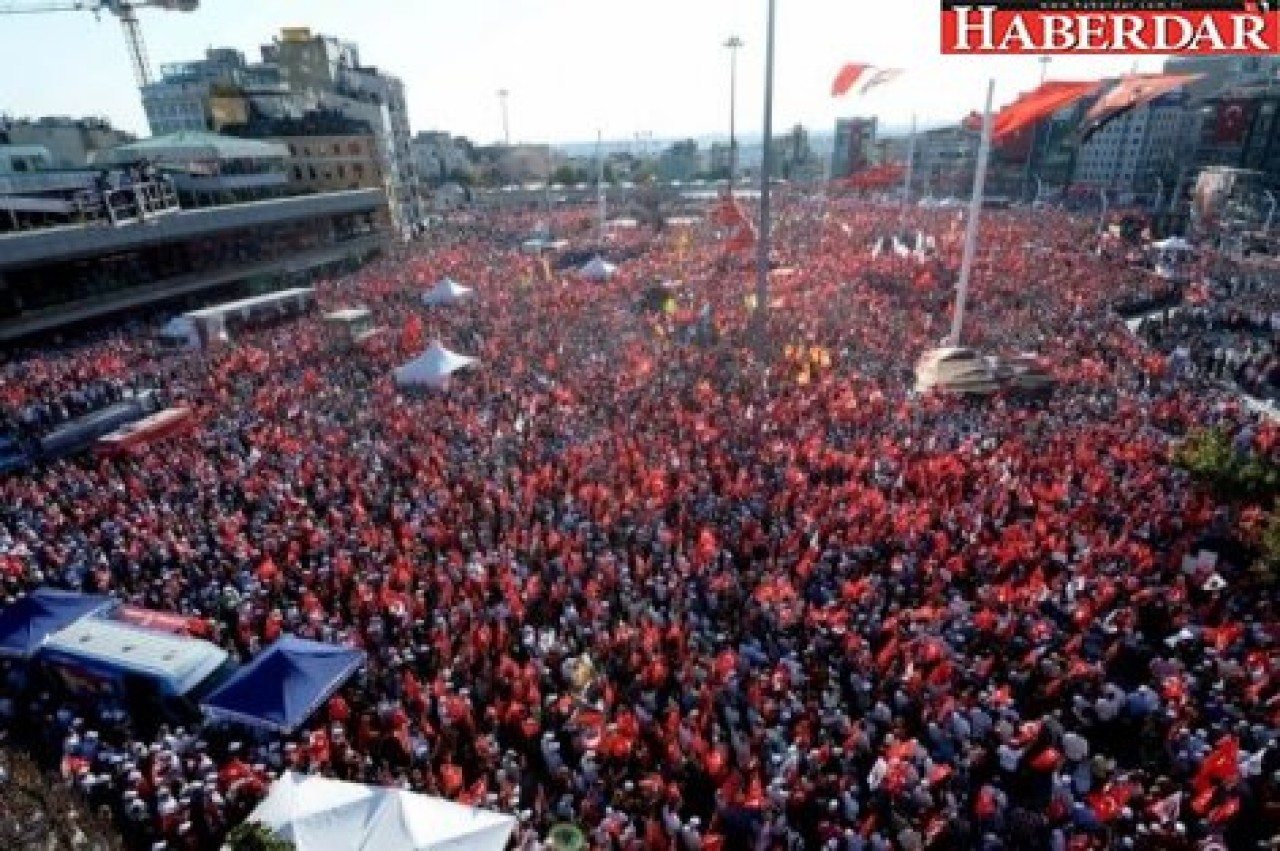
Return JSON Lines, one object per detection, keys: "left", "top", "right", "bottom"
{"left": 97, "top": 131, "right": 289, "bottom": 165}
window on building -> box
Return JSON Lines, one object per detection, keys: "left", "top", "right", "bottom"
{"left": 333, "top": 143, "right": 341, "bottom": 155}
{"left": 353, "top": 163, "right": 365, "bottom": 179}
{"left": 309, "top": 166, "right": 317, "bottom": 181}
{"left": 289, "top": 144, "right": 297, "bottom": 156}
{"left": 337, "top": 165, "right": 346, "bottom": 179}
{"left": 293, "top": 166, "right": 303, "bottom": 181}
{"left": 349, "top": 142, "right": 362, "bottom": 155}
{"left": 303, "top": 146, "right": 311, "bottom": 157}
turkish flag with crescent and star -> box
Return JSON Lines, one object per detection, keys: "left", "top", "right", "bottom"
{"left": 1215, "top": 100, "right": 1254, "bottom": 144}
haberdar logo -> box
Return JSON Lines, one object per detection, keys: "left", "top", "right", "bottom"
{"left": 940, "top": 0, "right": 1280, "bottom": 54}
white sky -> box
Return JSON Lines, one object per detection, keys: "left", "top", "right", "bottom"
{"left": 0, "top": 0, "right": 1163, "bottom": 144}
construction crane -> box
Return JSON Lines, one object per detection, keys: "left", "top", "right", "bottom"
{"left": 0, "top": 0, "right": 199, "bottom": 88}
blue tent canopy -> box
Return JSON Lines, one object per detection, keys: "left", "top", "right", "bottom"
{"left": 201, "top": 636, "right": 365, "bottom": 734}
{"left": 0, "top": 589, "right": 113, "bottom": 660}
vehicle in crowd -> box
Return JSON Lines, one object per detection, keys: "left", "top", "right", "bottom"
{"left": 40, "top": 617, "right": 235, "bottom": 727}
{"left": 914, "top": 346, "right": 1000, "bottom": 394}
{"left": 989, "top": 352, "right": 1056, "bottom": 393}
{"left": 36, "top": 390, "right": 162, "bottom": 461}
{"left": 324, "top": 307, "right": 382, "bottom": 347}
{"left": 93, "top": 406, "right": 195, "bottom": 458}
{"left": 0, "top": 434, "right": 34, "bottom": 474}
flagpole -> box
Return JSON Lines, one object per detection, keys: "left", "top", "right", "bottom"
{"left": 902, "top": 112, "right": 917, "bottom": 214}
{"left": 755, "top": 0, "right": 777, "bottom": 338}
{"left": 596, "top": 130, "right": 606, "bottom": 248}
{"left": 949, "top": 78, "right": 995, "bottom": 347}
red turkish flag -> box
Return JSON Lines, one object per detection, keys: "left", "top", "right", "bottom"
{"left": 1215, "top": 100, "right": 1254, "bottom": 144}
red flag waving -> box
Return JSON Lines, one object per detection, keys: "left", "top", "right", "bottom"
{"left": 1080, "top": 73, "right": 1202, "bottom": 142}
{"left": 400, "top": 313, "right": 425, "bottom": 353}
{"left": 992, "top": 81, "right": 1100, "bottom": 145}
{"left": 832, "top": 63, "right": 904, "bottom": 98}
{"left": 1195, "top": 737, "right": 1240, "bottom": 793}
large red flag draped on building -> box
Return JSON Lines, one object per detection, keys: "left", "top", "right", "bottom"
{"left": 831, "top": 63, "right": 905, "bottom": 98}
{"left": 992, "top": 81, "right": 1101, "bottom": 145}
{"left": 1214, "top": 98, "right": 1255, "bottom": 144}
{"left": 1079, "top": 73, "right": 1202, "bottom": 142}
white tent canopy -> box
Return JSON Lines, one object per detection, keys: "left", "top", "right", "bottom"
{"left": 249, "top": 771, "right": 515, "bottom": 851}
{"left": 394, "top": 341, "right": 478, "bottom": 390}
{"left": 579, "top": 256, "right": 617, "bottom": 281}
{"left": 422, "top": 278, "right": 474, "bottom": 307}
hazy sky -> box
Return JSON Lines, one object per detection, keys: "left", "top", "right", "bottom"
{"left": 0, "top": 0, "right": 1164, "bottom": 144}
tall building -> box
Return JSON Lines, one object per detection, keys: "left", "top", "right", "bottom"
{"left": 265, "top": 28, "right": 418, "bottom": 232}
{"left": 914, "top": 125, "right": 980, "bottom": 197}
{"left": 140, "top": 31, "right": 421, "bottom": 234}
{"left": 1163, "top": 56, "right": 1280, "bottom": 102}
{"left": 141, "top": 48, "right": 287, "bottom": 136}
{"left": 1071, "top": 91, "right": 1197, "bottom": 201}
{"left": 1189, "top": 83, "right": 1280, "bottom": 225}
{"left": 223, "top": 109, "right": 392, "bottom": 229}
{"left": 411, "top": 132, "right": 473, "bottom": 187}
{"left": 0, "top": 117, "right": 135, "bottom": 168}
{"left": 657, "top": 140, "right": 702, "bottom": 182}
{"left": 831, "top": 117, "right": 877, "bottom": 180}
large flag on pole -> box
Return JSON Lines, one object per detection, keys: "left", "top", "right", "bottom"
{"left": 991, "top": 80, "right": 1101, "bottom": 145}
{"left": 1079, "top": 73, "right": 1203, "bottom": 142}
{"left": 831, "top": 63, "right": 904, "bottom": 98}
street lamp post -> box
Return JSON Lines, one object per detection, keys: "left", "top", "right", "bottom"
{"left": 949, "top": 78, "right": 996, "bottom": 347}
{"left": 497, "top": 90, "right": 510, "bottom": 146}
{"left": 725, "top": 36, "right": 743, "bottom": 191}
{"left": 755, "top": 0, "right": 776, "bottom": 337}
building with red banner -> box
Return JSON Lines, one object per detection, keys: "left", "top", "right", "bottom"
{"left": 1193, "top": 83, "right": 1280, "bottom": 191}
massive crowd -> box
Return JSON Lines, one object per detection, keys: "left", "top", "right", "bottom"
{"left": 1137, "top": 272, "right": 1280, "bottom": 403}
{"left": 0, "top": 196, "right": 1277, "bottom": 851}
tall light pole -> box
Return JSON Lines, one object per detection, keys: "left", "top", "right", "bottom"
{"left": 902, "top": 113, "right": 917, "bottom": 214}
{"left": 755, "top": 0, "right": 776, "bottom": 337}
{"left": 725, "top": 36, "right": 744, "bottom": 192}
{"left": 497, "top": 89, "right": 510, "bottom": 146}
{"left": 949, "top": 78, "right": 996, "bottom": 347}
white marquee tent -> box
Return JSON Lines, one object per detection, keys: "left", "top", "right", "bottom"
{"left": 248, "top": 771, "right": 516, "bottom": 851}
{"left": 422, "top": 278, "right": 474, "bottom": 307}
{"left": 579, "top": 256, "right": 617, "bottom": 282}
{"left": 394, "top": 341, "right": 478, "bottom": 390}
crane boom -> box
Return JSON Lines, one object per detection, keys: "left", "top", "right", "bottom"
{"left": 0, "top": 1, "right": 107, "bottom": 11}
{"left": 0, "top": 0, "right": 199, "bottom": 88}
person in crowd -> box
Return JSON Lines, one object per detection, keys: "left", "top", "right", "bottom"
{"left": 0, "top": 198, "right": 1276, "bottom": 851}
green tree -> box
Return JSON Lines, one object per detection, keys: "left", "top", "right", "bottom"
{"left": 1174, "top": 427, "right": 1280, "bottom": 503}
{"left": 225, "top": 821, "right": 296, "bottom": 851}
{"left": 550, "top": 165, "right": 579, "bottom": 186}
{"left": 0, "top": 749, "right": 122, "bottom": 849}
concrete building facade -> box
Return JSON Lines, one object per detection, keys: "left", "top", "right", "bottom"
{"left": 831, "top": 117, "right": 877, "bottom": 180}
{"left": 0, "top": 117, "right": 136, "bottom": 169}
